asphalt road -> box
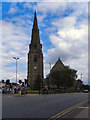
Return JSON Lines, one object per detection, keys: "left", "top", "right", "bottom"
{"left": 2, "top": 93, "right": 88, "bottom": 119}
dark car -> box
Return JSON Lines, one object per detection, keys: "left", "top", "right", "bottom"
{"left": 83, "top": 89, "right": 88, "bottom": 93}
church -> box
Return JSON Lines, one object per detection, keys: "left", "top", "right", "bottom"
{"left": 27, "top": 11, "right": 43, "bottom": 89}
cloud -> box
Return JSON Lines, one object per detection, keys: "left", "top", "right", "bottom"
{"left": 2, "top": 20, "right": 30, "bottom": 81}
{"left": 36, "top": 2, "right": 67, "bottom": 15}
{"left": 0, "top": 3, "right": 2, "bottom": 20}
{"left": 7, "top": 3, "right": 19, "bottom": 14}
{"left": 8, "top": 7, "right": 18, "bottom": 14}
{"left": 0, "top": 20, "right": 2, "bottom": 81}
{"left": 45, "top": 16, "right": 88, "bottom": 64}
{"left": 1, "top": 0, "right": 89, "bottom": 2}
{"left": 52, "top": 16, "right": 77, "bottom": 29}
{"left": 23, "top": 2, "right": 33, "bottom": 9}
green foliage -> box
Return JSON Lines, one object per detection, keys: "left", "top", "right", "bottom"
{"left": 51, "top": 66, "right": 77, "bottom": 89}
{"left": 28, "top": 90, "right": 39, "bottom": 94}
{"left": 51, "top": 70, "right": 63, "bottom": 89}
{"left": 45, "top": 74, "right": 50, "bottom": 88}
{"left": 34, "top": 74, "right": 43, "bottom": 91}
{"left": 63, "top": 66, "right": 77, "bottom": 88}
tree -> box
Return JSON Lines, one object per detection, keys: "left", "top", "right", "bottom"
{"left": 34, "top": 74, "right": 43, "bottom": 93}
{"left": 63, "top": 66, "right": 77, "bottom": 88}
{"left": 51, "top": 70, "right": 64, "bottom": 89}
{"left": 51, "top": 66, "right": 77, "bottom": 89}
{"left": 45, "top": 74, "right": 50, "bottom": 89}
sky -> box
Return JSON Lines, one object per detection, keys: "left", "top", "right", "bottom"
{"left": 1, "top": 1, "right": 89, "bottom": 84}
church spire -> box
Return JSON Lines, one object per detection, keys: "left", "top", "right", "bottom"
{"left": 30, "top": 10, "right": 42, "bottom": 52}
{"left": 33, "top": 10, "right": 38, "bottom": 28}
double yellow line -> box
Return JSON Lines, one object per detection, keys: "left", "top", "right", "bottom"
{"left": 48, "top": 99, "right": 88, "bottom": 120}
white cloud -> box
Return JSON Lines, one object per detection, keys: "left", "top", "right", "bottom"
{"left": 8, "top": 7, "right": 18, "bottom": 14}
{"left": 2, "top": 0, "right": 89, "bottom": 2}
{"left": 23, "top": 2, "right": 33, "bottom": 9}
{"left": 7, "top": 3, "right": 19, "bottom": 14}
{"left": 47, "top": 19, "right": 88, "bottom": 61}
{"left": 0, "top": 20, "right": 2, "bottom": 80}
{"left": 1, "top": 20, "right": 30, "bottom": 81}
{"left": 52, "top": 16, "right": 77, "bottom": 29}
{"left": 36, "top": 2, "right": 67, "bottom": 15}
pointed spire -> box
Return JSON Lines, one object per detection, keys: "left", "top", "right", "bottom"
{"left": 33, "top": 10, "right": 38, "bottom": 28}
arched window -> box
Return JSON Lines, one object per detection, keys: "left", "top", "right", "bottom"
{"left": 34, "top": 55, "right": 37, "bottom": 62}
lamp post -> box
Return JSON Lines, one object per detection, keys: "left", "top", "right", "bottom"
{"left": 13, "top": 57, "right": 19, "bottom": 93}
{"left": 49, "top": 62, "right": 52, "bottom": 93}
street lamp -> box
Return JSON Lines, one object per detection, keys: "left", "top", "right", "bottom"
{"left": 13, "top": 57, "right": 19, "bottom": 93}
{"left": 49, "top": 62, "right": 52, "bottom": 93}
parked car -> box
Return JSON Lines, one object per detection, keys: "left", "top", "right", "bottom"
{"left": 83, "top": 89, "right": 88, "bottom": 93}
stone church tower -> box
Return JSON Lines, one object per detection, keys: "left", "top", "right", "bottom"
{"left": 27, "top": 11, "right": 43, "bottom": 89}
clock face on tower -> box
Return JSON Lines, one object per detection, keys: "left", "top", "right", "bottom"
{"left": 34, "top": 66, "right": 37, "bottom": 70}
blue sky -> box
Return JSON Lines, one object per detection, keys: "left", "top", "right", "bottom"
{"left": 1, "top": 2, "right": 88, "bottom": 84}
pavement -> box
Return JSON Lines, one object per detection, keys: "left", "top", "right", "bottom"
{"left": 75, "top": 101, "right": 90, "bottom": 119}
{"left": 75, "top": 109, "right": 88, "bottom": 118}
{"left": 62, "top": 98, "right": 89, "bottom": 119}
{"left": 48, "top": 99, "right": 89, "bottom": 120}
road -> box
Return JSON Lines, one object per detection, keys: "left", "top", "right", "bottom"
{"left": 2, "top": 93, "right": 89, "bottom": 119}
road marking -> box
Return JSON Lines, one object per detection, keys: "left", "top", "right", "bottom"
{"left": 78, "top": 107, "right": 90, "bottom": 109}
{"left": 48, "top": 99, "right": 88, "bottom": 120}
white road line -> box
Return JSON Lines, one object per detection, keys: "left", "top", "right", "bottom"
{"left": 78, "top": 107, "right": 90, "bottom": 109}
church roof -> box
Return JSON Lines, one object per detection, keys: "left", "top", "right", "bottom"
{"left": 51, "top": 57, "right": 65, "bottom": 72}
